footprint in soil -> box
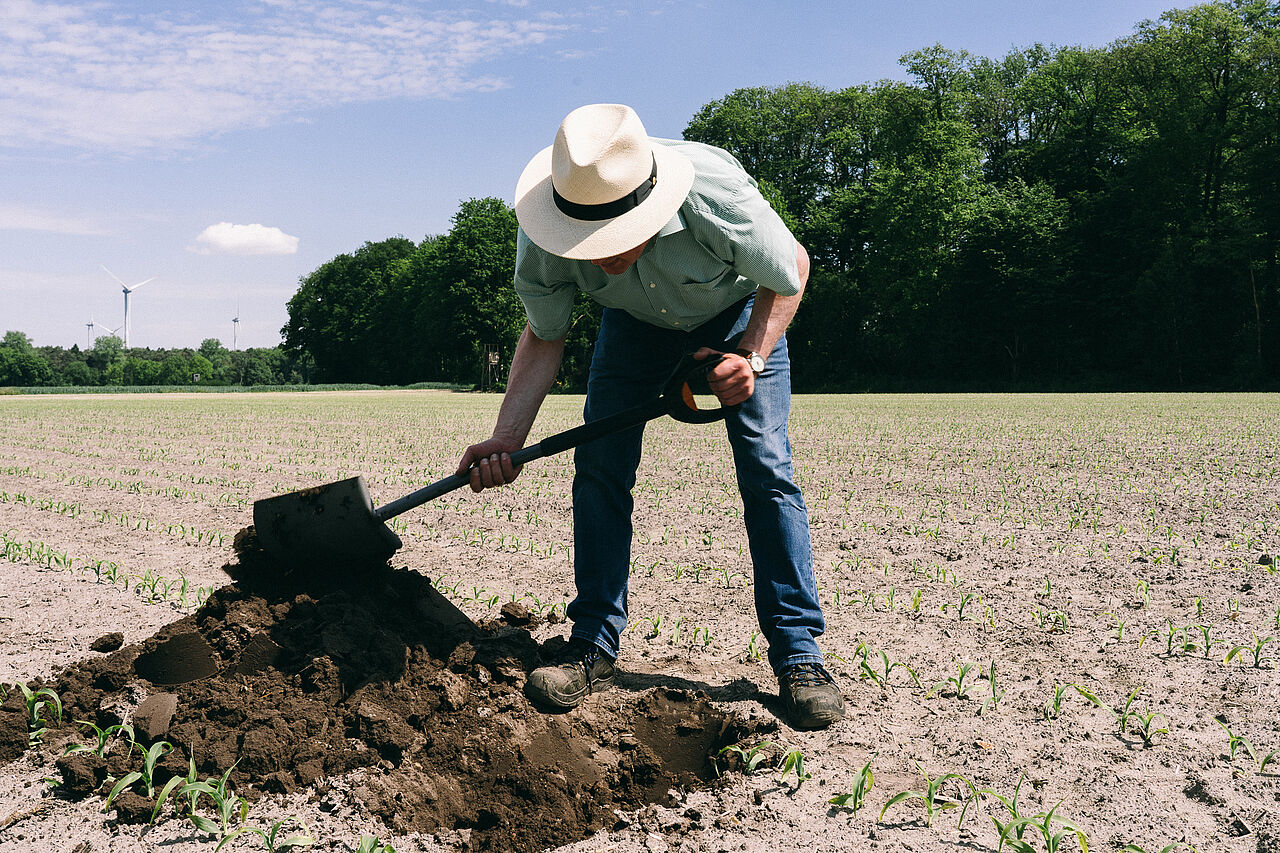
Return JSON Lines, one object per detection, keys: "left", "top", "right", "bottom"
{"left": 6, "top": 532, "right": 763, "bottom": 853}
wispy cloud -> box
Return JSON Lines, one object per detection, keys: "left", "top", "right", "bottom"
{"left": 0, "top": 202, "right": 107, "bottom": 235}
{"left": 191, "top": 222, "right": 299, "bottom": 255}
{"left": 0, "top": 0, "right": 565, "bottom": 153}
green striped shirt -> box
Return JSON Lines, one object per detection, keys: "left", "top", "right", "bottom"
{"left": 515, "top": 138, "right": 801, "bottom": 340}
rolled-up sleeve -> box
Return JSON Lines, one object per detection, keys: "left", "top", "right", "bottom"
{"left": 514, "top": 229, "right": 576, "bottom": 340}
{"left": 682, "top": 161, "right": 802, "bottom": 297}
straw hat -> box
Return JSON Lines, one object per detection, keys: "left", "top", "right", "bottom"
{"left": 514, "top": 104, "right": 695, "bottom": 260}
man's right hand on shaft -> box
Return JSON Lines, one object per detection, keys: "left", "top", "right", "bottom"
{"left": 457, "top": 437, "right": 523, "bottom": 492}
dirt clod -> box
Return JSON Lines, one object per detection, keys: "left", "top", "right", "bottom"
{"left": 89, "top": 632, "right": 124, "bottom": 653}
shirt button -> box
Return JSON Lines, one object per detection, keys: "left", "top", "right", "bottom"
{"left": 660, "top": 308, "right": 667, "bottom": 313}
{"left": 649, "top": 282, "right": 656, "bottom": 288}
{"left": 673, "top": 321, "right": 680, "bottom": 326}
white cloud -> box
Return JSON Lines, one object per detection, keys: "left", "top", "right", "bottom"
{"left": 0, "top": 202, "right": 107, "bottom": 235}
{"left": 191, "top": 222, "right": 299, "bottom": 255}
{"left": 0, "top": 0, "right": 566, "bottom": 153}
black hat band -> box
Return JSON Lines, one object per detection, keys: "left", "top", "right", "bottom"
{"left": 552, "top": 155, "right": 658, "bottom": 222}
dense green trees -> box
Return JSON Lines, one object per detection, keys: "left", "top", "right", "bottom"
{"left": 0, "top": 330, "right": 297, "bottom": 388}
{"left": 681, "top": 0, "right": 1279, "bottom": 389}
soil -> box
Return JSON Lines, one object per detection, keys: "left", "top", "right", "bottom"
{"left": 1, "top": 529, "right": 760, "bottom": 852}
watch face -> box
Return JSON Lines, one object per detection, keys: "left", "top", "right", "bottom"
{"left": 748, "top": 354, "right": 765, "bottom": 374}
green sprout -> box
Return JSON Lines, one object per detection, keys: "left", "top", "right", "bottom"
{"left": 1224, "top": 633, "right": 1275, "bottom": 669}
{"left": 63, "top": 720, "right": 135, "bottom": 759}
{"left": 1103, "top": 612, "right": 1127, "bottom": 642}
{"left": 778, "top": 748, "right": 812, "bottom": 786}
{"left": 14, "top": 683, "right": 63, "bottom": 747}
{"left": 1216, "top": 719, "right": 1256, "bottom": 762}
{"left": 998, "top": 801, "right": 1088, "bottom": 853}
{"left": 982, "top": 772, "right": 1032, "bottom": 850}
{"left": 217, "top": 817, "right": 314, "bottom": 852}
{"left": 104, "top": 740, "right": 173, "bottom": 813}
{"left": 927, "top": 662, "right": 978, "bottom": 700}
{"left": 717, "top": 740, "right": 775, "bottom": 776}
{"left": 879, "top": 763, "right": 979, "bottom": 828}
{"left": 356, "top": 837, "right": 398, "bottom": 853}
{"left": 980, "top": 660, "right": 1006, "bottom": 715}
{"left": 859, "top": 649, "right": 921, "bottom": 691}
{"left": 828, "top": 753, "right": 876, "bottom": 817}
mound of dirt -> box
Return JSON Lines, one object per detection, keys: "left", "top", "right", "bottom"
{"left": 3, "top": 529, "right": 760, "bottom": 852}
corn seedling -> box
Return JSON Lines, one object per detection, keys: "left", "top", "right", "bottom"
{"left": 216, "top": 817, "right": 315, "bottom": 852}
{"left": 1135, "top": 580, "right": 1150, "bottom": 608}
{"left": 717, "top": 740, "right": 775, "bottom": 776}
{"left": 1129, "top": 707, "right": 1170, "bottom": 746}
{"left": 638, "top": 614, "right": 663, "bottom": 639}
{"left": 927, "top": 662, "right": 979, "bottom": 700}
{"left": 63, "top": 720, "right": 135, "bottom": 759}
{"left": 151, "top": 749, "right": 202, "bottom": 825}
{"left": 1044, "top": 684, "right": 1076, "bottom": 720}
{"left": 997, "top": 801, "right": 1089, "bottom": 853}
{"left": 1260, "top": 748, "right": 1279, "bottom": 774}
{"left": 1104, "top": 612, "right": 1127, "bottom": 642}
{"left": 104, "top": 740, "right": 173, "bottom": 812}
{"left": 982, "top": 772, "right": 1032, "bottom": 850}
{"left": 14, "top": 683, "right": 62, "bottom": 746}
{"left": 827, "top": 753, "right": 876, "bottom": 816}
{"left": 943, "top": 592, "right": 980, "bottom": 621}
{"left": 1191, "top": 624, "right": 1223, "bottom": 659}
{"left": 778, "top": 748, "right": 812, "bottom": 786}
{"left": 860, "top": 649, "right": 921, "bottom": 690}
{"left": 1139, "top": 620, "right": 1192, "bottom": 657}
{"left": 1079, "top": 685, "right": 1165, "bottom": 745}
{"left": 1121, "top": 844, "right": 1198, "bottom": 853}
{"left": 1216, "top": 719, "right": 1256, "bottom": 762}
{"left": 356, "top": 837, "right": 398, "bottom": 853}
{"left": 1224, "top": 633, "right": 1275, "bottom": 668}
{"left": 1227, "top": 597, "right": 1240, "bottom": 621}
{"left": 980, "top": 661, "right": 1006, "bottom": 715}
{"left": 879, "top": 763, "right": 979, "bottom": 828}
{"left": 746, "top": 632, "right": 763, "bottom": 662}
{"left": 183, "top": 768, "right": 250, "bottom": 839}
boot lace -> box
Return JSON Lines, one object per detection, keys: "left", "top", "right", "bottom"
{"left": 783, "top": 662, "right": 834, "bottom": 689}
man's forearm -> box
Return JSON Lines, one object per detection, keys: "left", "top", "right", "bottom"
{"left": 736, "top": 241, "right": 809, "bottom": 359}
{"left": 492, "top": 324, "right": 566, "bottom": 445}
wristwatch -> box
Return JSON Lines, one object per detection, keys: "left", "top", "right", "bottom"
{"left": 735, "top": 348, "right": 766, "bottom": 376}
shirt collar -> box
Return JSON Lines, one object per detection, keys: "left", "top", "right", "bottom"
{"left": 655, "top": 208, "right": 687, "bottom": 239}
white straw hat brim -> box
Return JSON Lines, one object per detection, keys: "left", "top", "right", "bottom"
{"left": 514, "top": 141, "right": 694, "bottom": 260}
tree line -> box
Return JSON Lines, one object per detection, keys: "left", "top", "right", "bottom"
{"left": 0, "top": 331, "right": 297, "bottom": 388}
{"left": 282, "top": 2, "right": 1280, "bottom": 391}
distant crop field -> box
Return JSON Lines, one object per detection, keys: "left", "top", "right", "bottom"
{"left": 1, "top": 390, "right": 1277, "bottom": 852}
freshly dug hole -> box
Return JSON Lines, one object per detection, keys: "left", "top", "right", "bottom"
{"left": 10, "top": 529, "right": 762, "bottom": 852}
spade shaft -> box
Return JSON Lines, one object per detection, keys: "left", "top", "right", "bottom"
{"left": 252, "top": 354, "right": 730, "bottom": 570}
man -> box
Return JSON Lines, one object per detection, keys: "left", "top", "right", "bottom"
{"left": 456, "top": 103, "right": 843, "bottom": 729}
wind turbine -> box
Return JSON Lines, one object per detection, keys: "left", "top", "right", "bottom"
{"left": 100, "top": 265, "right": 157, "bottom": 349}
{"left": 85, "top": 317, "right": 95, "bottom": 349}
{"left": 232, "top": 301, "right": 240, "bottom": 351}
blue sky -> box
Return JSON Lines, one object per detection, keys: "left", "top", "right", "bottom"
{"left": 2, "top": 0, "right": 1183, "bottom": 351}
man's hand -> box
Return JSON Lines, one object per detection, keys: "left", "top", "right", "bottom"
{"left": 456, "top": 437, "right": 523, "bottom": 492}
{"left": 693, "top": 347, "right": 756, "bottom": 407}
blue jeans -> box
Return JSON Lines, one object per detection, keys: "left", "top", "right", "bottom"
{"left": 568, "top": 296, "right": 827, "bottom": 675}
